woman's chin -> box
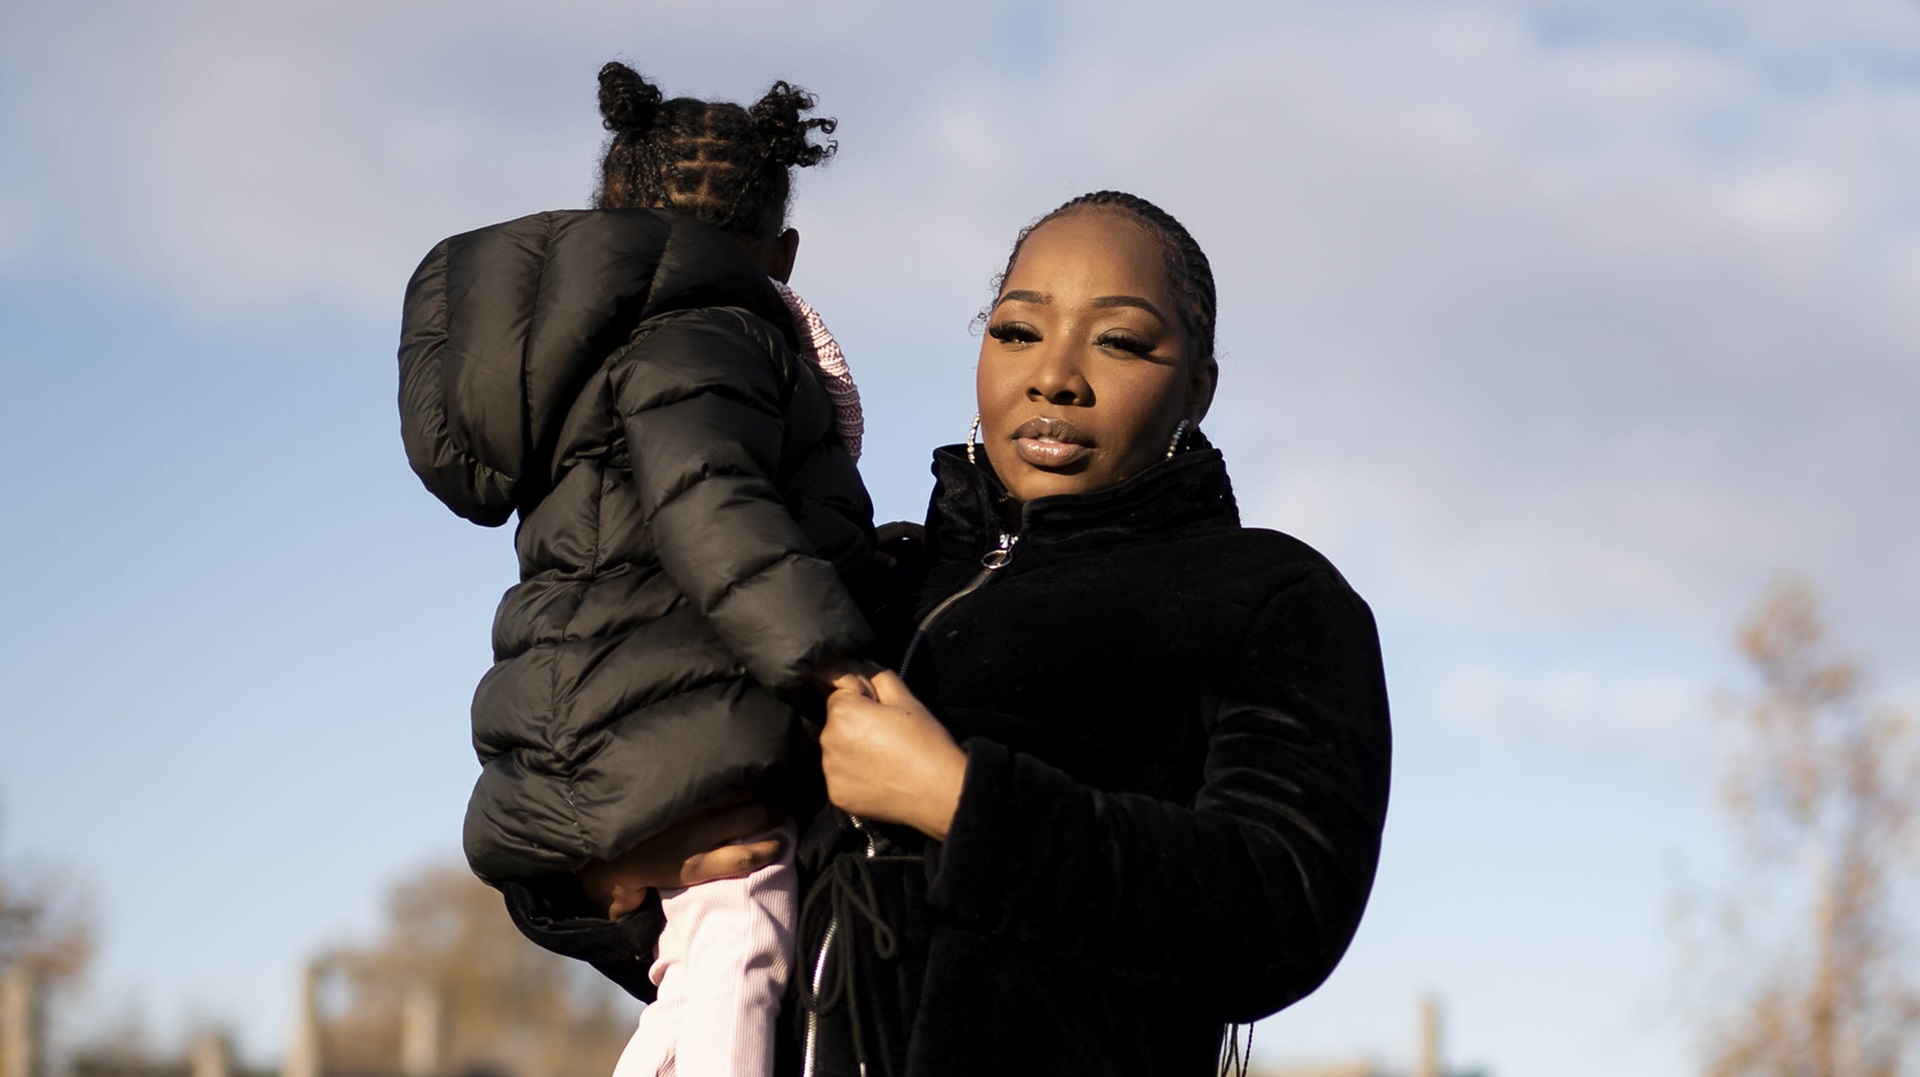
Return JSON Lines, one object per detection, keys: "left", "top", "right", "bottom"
{"left": 1002, "top": 463, "right": 1108, "bottom": 503}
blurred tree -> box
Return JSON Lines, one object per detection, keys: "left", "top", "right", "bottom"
{"left": 0, "top": 811, "right": 91, "bottom": 983}
{"left": 1702, "top": 580, "right": 1920, "bottom": 1077}
{"left": 320, "top": 864, "right": 637, "bottom": 1077}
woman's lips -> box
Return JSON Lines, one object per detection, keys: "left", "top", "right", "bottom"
{"left": 1015, "top": 438, "right": 1091, "bottom": 468}
{"left": 1010, "top": 417, "right": 1092, "bottom": 469}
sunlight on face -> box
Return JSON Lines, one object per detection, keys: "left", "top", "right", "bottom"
{"left": 976, "top": 209, "right": 1216, "bottom": 503}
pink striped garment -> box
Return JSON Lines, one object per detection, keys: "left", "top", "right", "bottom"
{"left": 613, "top": 822, "right": 798, "bottom": 1077}
{"left": 770, "top": 279, "right": 863, "bottom": 461}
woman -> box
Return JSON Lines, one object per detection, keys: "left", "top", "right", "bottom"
{"left": 794, "top": 190, "right": 1393, "bottom": 1076}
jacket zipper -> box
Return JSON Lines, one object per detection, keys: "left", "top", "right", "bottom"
{"left": 897, "top": 532, "right": 1018, "bottom": 678}
{"left": 800, "top": 914, "right": 839, "bottom": 1077}
{"left": 802, "top": 530, "right": 1020, "bottom": 1077}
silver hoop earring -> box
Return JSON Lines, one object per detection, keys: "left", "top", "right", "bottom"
{"left": 1165, "top": 419, "right": 1191, "bottom": 460}
{"left": 966, "top": 413, "right": 982, "bottom": 465}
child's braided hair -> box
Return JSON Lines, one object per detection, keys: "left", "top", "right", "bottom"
{"left": 593, "top": 61, "right": 837, "bottom": 242}
{"left": 988, "top": 191, "right": 1217, "bottom": 365}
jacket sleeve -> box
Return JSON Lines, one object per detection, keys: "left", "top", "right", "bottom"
{"left": 608, "top": 307, "right": 874, "bottom": 691}
{"left": 920, "top": 570, "right": 1392, "bottom": 1021}
{"left": 495, "top": 879, "right": 664, "bottom": 1002}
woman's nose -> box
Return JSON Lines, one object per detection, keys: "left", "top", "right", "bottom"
{"left": 1027, "top": 342, "right": 1093, "bottom": 406}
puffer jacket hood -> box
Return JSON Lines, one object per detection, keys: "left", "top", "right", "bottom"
{"left": 399, "top": 209, "right": 874, "bottom": 884}
{"left": 400, "top": 209, "right": 800, "bottom": 525}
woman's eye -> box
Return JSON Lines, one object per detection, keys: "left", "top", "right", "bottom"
{"left": 987, "top": 322, "right": 1039, "bottom": 345}
{"left": 1097, "top": 333, "right": 1153, "bottom": 355}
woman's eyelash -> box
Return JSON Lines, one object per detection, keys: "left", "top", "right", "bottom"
{"left": 986, "top": 322, "right": 1152, "bottom": 353}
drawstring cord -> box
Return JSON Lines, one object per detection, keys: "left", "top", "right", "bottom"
{"left": 798, "top": 846, "right": 922, "bottom": 1076}
{"left": 1219, "top": 1022, "right": 1254, "bottom": 1077}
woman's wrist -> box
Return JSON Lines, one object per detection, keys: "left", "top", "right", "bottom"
{"left": 912, "top": 742, "right": 969, "bottom": 843}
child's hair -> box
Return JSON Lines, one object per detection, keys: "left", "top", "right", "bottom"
{"left": 593, "top": 61, "right": 837, "bottom": 243}
{"left": 987, "top": 191, "right": 1217, "bottom": 365}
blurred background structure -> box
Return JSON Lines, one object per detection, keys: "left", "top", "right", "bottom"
{"left": 2, "top": 0, "right": 1918, "bottom": 1074}
{"left": 4, "top": 865, "right": 636, "bottom": 1077}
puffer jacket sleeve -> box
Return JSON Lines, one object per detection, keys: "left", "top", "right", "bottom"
{"left": 921, "top": 568, "right": 1392, "bottom": 1021}
{"left": 609, "top": 307, "right": 875, "bottom": 691}
{"left": 495, "top": 879, "right": 665, "bottom": 1003}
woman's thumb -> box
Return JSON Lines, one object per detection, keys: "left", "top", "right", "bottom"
{"left": 870, "top": 670, "right": 913, "bottom": 704}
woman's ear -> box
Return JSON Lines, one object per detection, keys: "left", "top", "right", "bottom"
{"left": 1187, "top": 355, "right": 1219, "bottom": 423}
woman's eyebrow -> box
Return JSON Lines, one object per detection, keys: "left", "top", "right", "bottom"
{"left": 1089, "top": 294, "right": 1166, "bottom": 320}
{"left": 994, "top": 289, "right": 1051, "bottom": 308}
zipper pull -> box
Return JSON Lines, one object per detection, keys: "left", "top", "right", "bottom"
{"left": 981, "top": 532, "right": 1018, "bottom": 569}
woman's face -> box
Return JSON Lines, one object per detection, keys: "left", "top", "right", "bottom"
{"left": 976, "top": 209, "right": 1217, "bottom": 503}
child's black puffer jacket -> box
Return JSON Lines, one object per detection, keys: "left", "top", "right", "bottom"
{"left": 399, "top": 209, "right": 874, "bottom": 899}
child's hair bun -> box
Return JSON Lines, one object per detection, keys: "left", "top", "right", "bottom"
{"left": 598, "top": 61, "right": 663, "bottom": 134}
{"left": 749, "top": 81, "right": 837, "bottom": 169}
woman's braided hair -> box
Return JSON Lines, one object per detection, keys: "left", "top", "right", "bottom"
{"left": 988, "top": 191, "right": 1217, "bottom": 365}
{"left": 593, "top": 61, "right": 836, "bottom": 241}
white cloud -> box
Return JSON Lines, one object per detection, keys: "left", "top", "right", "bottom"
{"left": 0, "top": 0, "right": 1021, "bottom": 318}
{"left": 1432, "top": 660, "right": 1712, "bottom": 760}
{"left": 5, "top": 0, "right": 1918, "bottom": 739}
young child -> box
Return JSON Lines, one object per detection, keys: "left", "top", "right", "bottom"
{"left": 398, "top": 61, "right": 872, "bottom": 1077}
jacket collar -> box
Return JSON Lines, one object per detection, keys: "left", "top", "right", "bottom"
{"left": 925, "top": 431, "right": 1241, "bottom": 561}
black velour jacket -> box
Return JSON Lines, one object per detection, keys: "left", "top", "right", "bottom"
{"left": 398, "top": 210, "right": 874, "bottom": 903}
{"left": 789, "top": 440, "right": 1392, "bottom": 1077}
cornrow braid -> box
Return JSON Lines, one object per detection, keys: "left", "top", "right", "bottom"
{"left": 986, "top": 190, "right": 1217, "bottom": 365}
{"left": 593, "top": 61, "right": 837, "bottom": 241}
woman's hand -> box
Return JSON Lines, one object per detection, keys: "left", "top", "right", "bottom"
{"left": 875, "top": 520, "right": 926, "bottom": 547}
{"left": 820, "top": 670, "right": 967, "bottom": 842}
{"left": 576, "top": 793, "right": 783, "bottom": 919}
{"left": 870, "top": 520, "right": 926, "bottom": 568}
{"left": 808, "top": 656, "right": 881, "bottom": 697}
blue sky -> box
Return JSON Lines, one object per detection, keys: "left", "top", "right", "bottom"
{"left": 3, "top": 1, "right": 1918, "bottom": 1074}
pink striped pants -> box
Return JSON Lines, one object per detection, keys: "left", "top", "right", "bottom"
{"left": 613, "top": 822, "right": 797, "bottom": 1077}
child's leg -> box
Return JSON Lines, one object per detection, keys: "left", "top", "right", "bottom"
{"left": 613, "top": 821, "right": 797, "bottom": 1077}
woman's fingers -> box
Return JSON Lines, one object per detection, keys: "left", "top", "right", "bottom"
{"left": 679, "top": 836, "right": 784, "bottom": 886}
{"left": 811, "top": 657, "right": 881, "bottom": 698}
{"left": 868, "top": 669, "right": 915, "bottom": 706}
{"left": 872, "top": 521, "right": 925, "bottom": 569}
{"left": 821, "top": 685, "right": 885, "bottom": 747}
{"left": 875, "top": 520, "right": 926, "bottom": 546}
{"left": 818, "top": 673, "right": 967, "bottom": 840}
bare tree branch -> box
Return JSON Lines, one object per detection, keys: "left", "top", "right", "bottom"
{"left": 1701, "top": 579, "right": 1919, "bottom": 1077}
{"left": 0, "top": 810, "right": 92, "bottom": 984}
